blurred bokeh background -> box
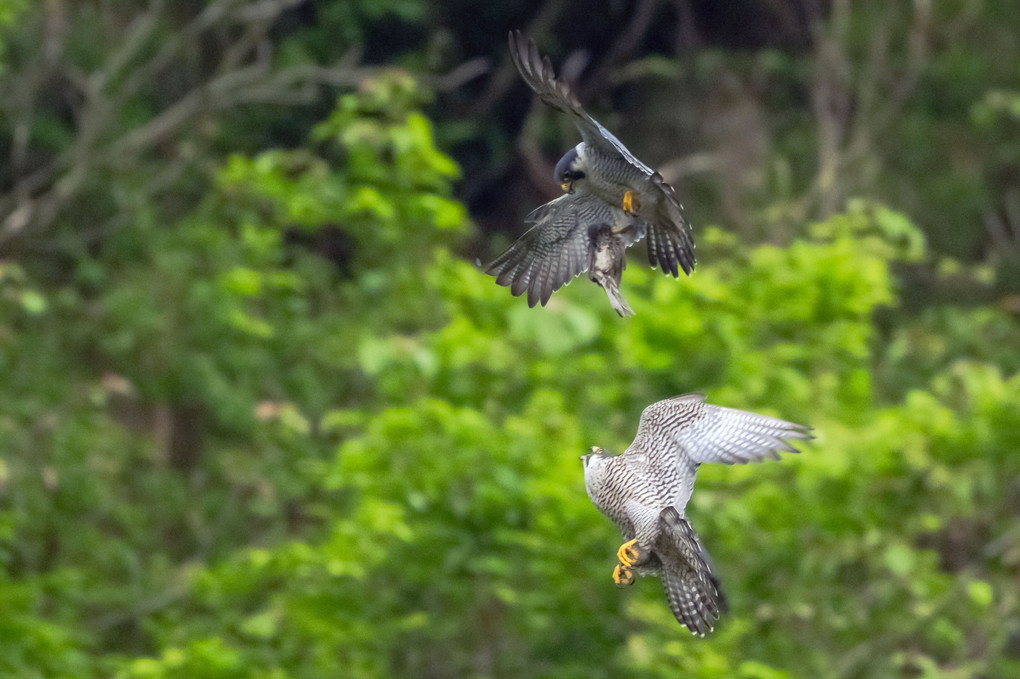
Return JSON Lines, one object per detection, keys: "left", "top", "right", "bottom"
{"left": 1, "top": 1, "right": 1019, "bottom": 677}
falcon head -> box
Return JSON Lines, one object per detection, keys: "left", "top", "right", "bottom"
{"left": 580, "top": 445, "right": 611, "bottom": 468}
{"left": 554, "top": 144, "right": 586, "bottom": 193}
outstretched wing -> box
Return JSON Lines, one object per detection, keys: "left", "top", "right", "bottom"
{"left": 630, "top": 394, "right": 812, "bottom": 467}
{"left": 486, "top": 193, "right": 617, "bottom": 307}
{"left": 508, "top": 30, "right": 656, "bottom": 177}
{"left": 657, "top": 507, "right": 723, "bottom": 636}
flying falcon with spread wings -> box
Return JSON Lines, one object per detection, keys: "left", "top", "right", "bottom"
{"left": 582, "top": 394, "right": 811, "bottom": 635}
{"left": 486, "top": 31, "right": 695, "bottom": 315}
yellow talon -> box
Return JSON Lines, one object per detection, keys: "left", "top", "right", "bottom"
{"left": 623, "top": 190, "right": 641, "bottom": 215}
{"left": 613, "top": 563, "right": 634, "bottom": 587}
{"left": 617, "top": 538, "right": 641, "bottom": 567}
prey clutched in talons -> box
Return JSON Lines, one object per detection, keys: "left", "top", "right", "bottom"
{"left": 613, "top": 563, "right": 635, "bottom": 587}
{"left": 622, "top": 190, "right": 641, "bottom": 216}
{"left": 587, "top": 222, "right": 634, "bottom": 317}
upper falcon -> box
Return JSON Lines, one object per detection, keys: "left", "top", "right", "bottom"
{"left": 486, "top": 31, "right": 695, "bottom": 314}
{"left": 582, "top": 394, "right": 811, "bottom": 635}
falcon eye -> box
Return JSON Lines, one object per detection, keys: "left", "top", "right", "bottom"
{"left": 560, "top": 169, "right": 585, "bottom": 193}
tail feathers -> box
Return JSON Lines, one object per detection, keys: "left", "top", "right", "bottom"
{"left": 647, "top": 186, "right": 695, "bottom": 277}
{"left": 658, "top": 507, "right": 723, "bottom": 636}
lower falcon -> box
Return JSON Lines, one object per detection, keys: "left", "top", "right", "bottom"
{"left": 581, "top": 394, "right": 811, "bottom": 635}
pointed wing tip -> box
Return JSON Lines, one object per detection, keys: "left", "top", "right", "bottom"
{"left": 785, "top": 424, "right": 815, "bottom": 443}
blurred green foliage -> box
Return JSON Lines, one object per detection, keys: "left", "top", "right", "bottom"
{"left": 2, "top": 2, "right": 1020, "bottom": 678}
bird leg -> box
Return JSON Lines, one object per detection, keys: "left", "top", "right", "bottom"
{"left": 613, "top": 563, "right": 635, "bottom": 587}
{"left": 623, "top": 190, "right": 641, "bottom": 216}
{"left": 617, "top": 538, "right": 642, "bottom": 566}
{"left": 612, "top": 538, "right": 646, "bottom": 587}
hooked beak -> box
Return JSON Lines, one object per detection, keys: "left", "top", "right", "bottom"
{"left": 561, "top": 181, "right": 573, "bottom": 194}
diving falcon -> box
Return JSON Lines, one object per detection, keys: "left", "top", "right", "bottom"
{"left": 486, "top": 31, "right": 695, "bottom": 314}
{"left": 581, "top": 394, "right": 811, "bottom": 635}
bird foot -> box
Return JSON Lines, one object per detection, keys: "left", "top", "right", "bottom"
{"left": 623, "top": 190, "right": 641, "bottom": 216}
{"left": 613, "top": 563, "right": 635, "bottom": 587}
{"left": 616, "top": 538, "right": 642, "bottom": 567}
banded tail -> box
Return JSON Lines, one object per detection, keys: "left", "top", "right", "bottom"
{"left": 657, "top": 507, "right": 724, "bottom": 636}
